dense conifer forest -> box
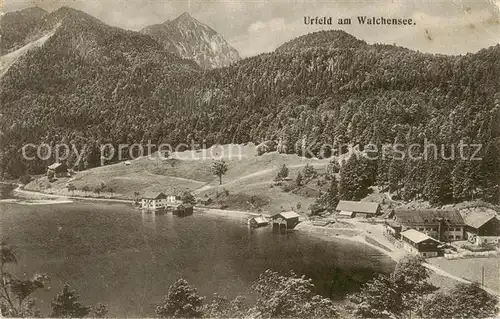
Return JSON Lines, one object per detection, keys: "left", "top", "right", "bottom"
{"left": 1, "top": 7, "right": 498, "bottom": 205}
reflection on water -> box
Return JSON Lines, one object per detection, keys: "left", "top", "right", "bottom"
{"left": 0, "top": 199, "right": 394, "bottom": 317}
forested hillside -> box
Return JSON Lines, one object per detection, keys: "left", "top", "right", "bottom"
{"left": 0, "top": 7, "right": 48, "bottom": 54}
{"left": 0, "top": 7, "right": 200, "bottom": 176}
{"left": 0, "top": 8, "right": 498, "bottom": 205}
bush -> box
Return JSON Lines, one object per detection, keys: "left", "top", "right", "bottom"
{"left": 19, "top": 175, "right": 32, "bottom": 185}
{"left": 156, "top": 279, "right": 204, "bottom": 318}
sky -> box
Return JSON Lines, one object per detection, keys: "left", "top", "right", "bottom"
{"left": 3, "top": 0, "right": 500, "bottom": 57}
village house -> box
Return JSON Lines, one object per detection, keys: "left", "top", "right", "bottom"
{"left": 141, "top": 191, "right": 183, "bottom": 211}
{"left": 248, "top": 215, "right": 269, "bottom": 228}
{"left": 462, "top": 210, "right": 500, "bottom": 246}
{"left": 390, "top": 209, "right": 465, "bottom": 242}
{"left": 141, "top": 192, "right": 169, "bottom": 210}
{"left": 271, "top": 211, "right": 300, "bottom": 231}
{"left": 400, "top": 229, "right": 442, "bottom": 258}
{"left": 47, "top": 162, "right": 69, "bottom": 178}
{"left": 335, "top": 200, "right": 380, "bottom": 218}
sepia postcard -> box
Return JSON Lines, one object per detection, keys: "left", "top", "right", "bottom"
{"left": 0, "top": 0, "right": 499, "bottom": 318}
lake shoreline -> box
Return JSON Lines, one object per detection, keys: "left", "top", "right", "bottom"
{"left": 9, "top": 186, "right": 396, "bottom": 259}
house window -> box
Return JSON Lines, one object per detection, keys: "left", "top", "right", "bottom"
{"left": 455, "top": 236, "right": 461, "bottom": 240}
{"left": 422, "top": 252, "right": 427, "bottom": 257}
{"left": 419, "top": 228, "right": 424, "bottom": 231}
{"left": 456, "top": 228, "right": 461, "bottom": 231}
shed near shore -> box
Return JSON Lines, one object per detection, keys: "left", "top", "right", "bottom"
{"left": 335, "top": 201, "right": 380, "bottom": 218}
{"left": 249, "top": 215, "right": 269, "bottom": 228}
{"left": 271, "top": 211, "right": 300, "bottom": 231}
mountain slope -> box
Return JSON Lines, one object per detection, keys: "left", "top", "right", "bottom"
{"left": 0, "top": 9, "right": 499, "bottom": 206}
{"left": 140, "top": 12, "right": 240, "bottom": 69}
{"left": 0, "top": 6, "right": 200, "bottom": 175}
{"left": 0, "top": 7, "right": 48, "bottom": 54}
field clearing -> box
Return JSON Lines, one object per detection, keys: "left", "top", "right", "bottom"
{"left": 428, "top": 257, "right": 500, "bottom": 293}
{"left": 25, "top": 144, "right": 332, "bottom": 211}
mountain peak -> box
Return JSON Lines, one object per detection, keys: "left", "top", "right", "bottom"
{"left": 276, "top": 30, "right": 366, "bottom": 53}
{"left": 172, "top": 12, "right": 202, "bottom": 25}
{"left": 177, "top": 12, "right": 193, "bottom": 20}
{"left": 50, "top": 6, "right": 100, "bottom": 19}
{"left": 141, "top": 13, "right": 240, "bottom": 69}
{"left": 20, "top": 6, "right": 48, "bottom": 17}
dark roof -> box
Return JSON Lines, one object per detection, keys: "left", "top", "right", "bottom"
{"left": 336, "top": 201, "right": 380, "bottom": 214}
{"left": 251, "top": 216, "right": 269, "bottom": 224}
{"left": 385, "top": 221, "right": 402, "bottom": 229}
{"left": 462, "top": 211, "right": 498, "bottom": 229}
{"left": 142, "top": 191, "right": 167, "bottom": 199}
{"left": 394, "top": 209, "right": 464, "bottom": 226}
{"left": 272, "top": 211, "right": 300, "bottom": 220}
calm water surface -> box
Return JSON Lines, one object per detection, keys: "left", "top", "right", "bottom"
{"left": 0, "top": 187, "right": 394, "bottom": 317}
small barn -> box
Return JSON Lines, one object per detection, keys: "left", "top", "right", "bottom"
{"left": 335, "top": 201, "right": 380, "bottom": 218}
{"left": 47, "top": 162, "right": 69, "bottom": 178}
{"left": 271, "top": 211, "right": 300, "bottom": 231}
{"left": 174, "top": 204, "right": 194, "bottom": 217}
{"left": 462, "top": 211, "right": 500, "bottom": 245}
{"left": 249, "top": 215, "right": 269, "bottom": 228}
{"left": 401, "top": 229, "right": 442, "bottom": 258}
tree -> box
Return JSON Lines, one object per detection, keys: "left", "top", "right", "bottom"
{"left": 296, "top": 172, "right": 303, "bottom": 186}
{"left": 203, "top": 294, "right": 247, "bottom": 318}
{"left": 67, "top": 184, "right": 76, "bottom": 195}
{"left": 391, "top": 254, "right": 438, "bottom": 316}
{"left": 301, "top": 163, "right": 317, "bottom": 181}
{"left": 326, "top": 160, "right": 340, "bottom": 177}
{"left": 276, "top": 164, "right": 289, "bottom": 181}
{"left": 133, "top": 191, "right": 140, "bottom": 203}
{"left": 82, "top": 185, "right": 90, "bottom": 196}
{"left": 93, "top": 187, "right": 101, "bottom": 197}
{"left": 420, "top": 291, "right": 455, "bottom": 319}
{"left": 156, "top": 278, "right": 205, "bottom": 318}
{"left": 350, "top": 274, "right": 399, "bottom": 318}
{"left": 388, "top": 158, "right": 405, "bottom": 195}
{"left": 308, "top": 199, "right": 327, "bottom": 216}
{"left": 423, "top": 160, "right": 453, "bottom": 205}
{"left": 0, "top": 242, "right": 48, "bottom": 317}
{"left": 50, "top": 284, "right": 91, "bottom": 318}
{"left": 324, "top": 176, "right": 339, "bottom": 207}
{"left": 350, "top": 254, "right": 437, "bottom": 318}
{"left": 105, "top": 187, "right": 114, "bottom": 197}
{"left": 211, "top": 160, "right": 228, "bottom": 185}
{"left": 421, "top": 282, "right": 498, "bottom": 319}
{"left": 251, "top": 270, "right": 338, "bottom": 318}
{"left": 181, "top": 191, "right": 196, "bottom": 205}
{"left": 338, "top": 155, "right": 374, "bottom": 200}
{"left": 93, "top": 303, "right": 108, "bottom": 318}
{"left": 19, "top": 175, "right": 32, "bottom": 185}
{"left": 47, "top": 170, "right": 55, "bottom": 181}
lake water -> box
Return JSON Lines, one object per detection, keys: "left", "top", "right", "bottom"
{"left": 0, "top": 186, "right": 394, "bottom": 317}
